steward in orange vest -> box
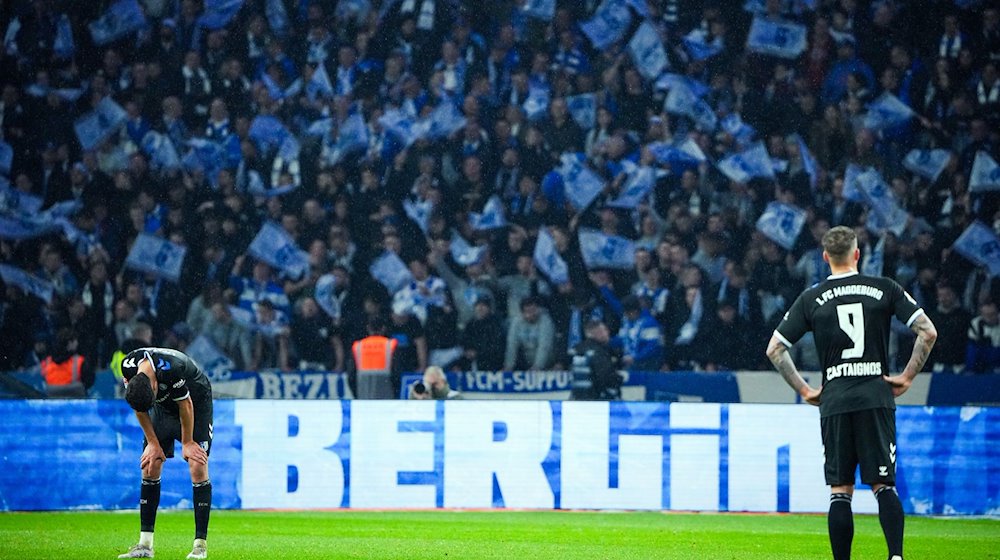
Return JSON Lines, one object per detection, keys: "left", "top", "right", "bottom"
{"left": 351, "top": 318, "right": 399, "bottom": 399}
{"left": 40, "top": 329, "right": 94, "bottom": 397}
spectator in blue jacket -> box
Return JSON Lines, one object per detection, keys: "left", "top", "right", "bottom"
{"left": 612, "top": 295, "right": 664, "bottom": 371}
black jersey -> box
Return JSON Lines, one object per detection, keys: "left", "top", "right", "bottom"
{"left": 774, "top": 271, "right": 923, "bottom": 417}
{"left": 121, "top": 347, "right": 212, "bottom": 414}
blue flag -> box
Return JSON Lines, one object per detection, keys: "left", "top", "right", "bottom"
{"left": 74, "top": 97, "right": 127, "bottom": 151}
{"left": 404, "top": 198, "right": 433, "bottom": 234}
{"left": 140, "top": 131, "right": 180, "bottom": 171}
{"left": 794, "top": 133, "right": 819, "bottom": 191}
{"left": 842, "top": 164, "right": 866, "bottom": 202}
{"left": 717, "top": 142, "right": 774, "bottom": 183}
{"left": 721, "top": 113, "right": 756, "bottom": 146}
{"left": 182, "top": 138, "right": 225, "bottom": 186}
{"left": 248, "top": 222, "right": 309, "bottom": 280}
{"left": 0, "top": 139, "right": 12, "bottom": 176}
{"left": 378, "top": 110, "right": 419, "bottom": 146}
{"left": 421, "top": 102, "right": 467, "bottom": 140}
{"left": 607, "top": 167, "right": 655, "bottom": 208}
{"left": 278, "top": 134, "right": 301, "bottom": 161}
{"left": 450, "top": 230, "right": 488, "bottom": 266}
{"left": 746, "top": 17, "right": 807, "bottom": 59}
{"left": 248, "top": 115, "right": 290, "bottom": 155}
{"left": 124, "top": 234, "right": 187, "bottom": 282}
{"left": 261, "top": 73, "right": 286, "bottom": 101}
{"left": 970, "top": 151, "right": 1000, "bottom": 192}
{"left": 0, "top": 183, "right": 43, "bottom": 216}
{"left": 186, "top": 335, "right": 235, "bottom": 376}
{"left": 470, "top": 195, "right": 508, "bottom": 230}
{"left": 522, "top": 87, "right": 550, "bottom": 121}
{"left": 683, "top": 29, "right": 723, "bottom": 61}
{"left": 198, "top": 0, "right": 244, "bottom": 30}
{"left": 323, "top": 113, "right": 369, "bottom": 165}
{"left": 664, "top": 82, "right": 717, "bottom": 131}
{"left": 4, "top": 17, "right": 20, "bottom": 56}
{"left": 0, "top": 264, "right": 54, "bottom": 303}
{"left": 903, "top": 149, "right": 951, "bottom": 183}
{"left": 854, "top": 168, "right": 909, "bottom": 236}
{"left": 53, "top": 14, "right": 75, "bottom": 59}
{"left": 628, "top": 21, "right": 668, "bottom": 80}
{"left": 578, "top": 229, "right": 636, "bottom": 269}
{"left": 306, "top": 118, "right": 333, "bottom": 137}
{"left": 861, "top": 234, "right": 886, "bottom": 277}
{"left": 864, "top": 93, "right": 914, "bottom": 131}
{"left": 314, "top": 273, "right": 342, "bottom": 320}
{"left": 756, "top": 202, "right": 806, "bottom": 250}
{"left": 522, "top": 0, "right": 555, "bottom": 20}
{"left": 0, "top": 217, "right": 62, "bottom": 240}
{"left": 369, "top": 251, "right": 413, "bottom": 293}
{"left": 534, "top": 227, "right": 569, "bottom": 284}
{"left": 655, "top": 74, "right": 711, "bottom": 98}
{"left": 89, "top": 0, "right": 146, "bottom": 46}
{"left": 266, "top": 0, "right": 290, "bottom": 37}
{"left": 649, "top": 138, "right": 707, "bottom": 164}
{"left": 560, "top": 154, "right": 605, "bottom": 210}
{"left": 566, "top": 94, "right": 597, "bottom": 130}
{"left": 952, "top": 221, "right": 1000, "bottom": 277}
{"left": 581, "top": 0, "right": 632, "bottom": 49}
{"left": 306, "top": 63, "right": 335, "bottom": 101}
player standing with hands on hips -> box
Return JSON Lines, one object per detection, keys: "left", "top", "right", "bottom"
{"left": 118, "top": 348, "right": 214, "bottom": 559}
{"left": 766, "top": 226, "right": 937, "bottom": 560}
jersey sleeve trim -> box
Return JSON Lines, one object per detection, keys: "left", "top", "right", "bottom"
{"left": 172, "top": 391, "right": 191, "bottom": 402}
{"left": 905, "top": 308, "right": 925, "bottom": 327}
{"left": 772, "top": 329, "right": 793, "bottom": 348}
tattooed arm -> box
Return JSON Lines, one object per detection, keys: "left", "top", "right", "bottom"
{"left": 766, "top": 335, "right": 822, "bottom": 405}
{"left": 884, "top": 313, "right": 938, "bottom": 397}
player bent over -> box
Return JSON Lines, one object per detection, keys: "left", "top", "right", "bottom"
{"left": 119, "top": 348, "right": 214, "bottom": 559}
{"left": 766, "top": 226, "right": 937, "bottom": 560}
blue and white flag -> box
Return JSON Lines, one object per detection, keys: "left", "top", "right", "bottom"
{"left": 903, "top": 149, "right": 950, "bottom": 183}
{"left": 266, "top": 0, "right": 290, "bottom": 37}
{"left": 566, "top": 93, "right": 597, "bottom": 130}
{"left": 0, "top": 140, "right": 12, "bottom": 176}
{"left": 522, "top": 0, "right": 555, "bottom": 20}
{"left": 248, "top": 222, "right": 309, "bottom": 280}
{"left": 470, "top": 195, "right": 508, "bottom": 230}
{"left": 855, "top": 168, "right": 909, "bottom": 236}
{"left": 952, "top": 222, "right": 1000, "bottom": 277}
{"left": 421, "top": 102, "right": 467, "bottom": 140}
{"left": 863, "top": 93, "right": 914, "bottom": 131}
{"left": 306, "top": 118, "right": 333, "bottom": 137}
{"left": 182, "top": 138, "right": 225, "bottom": 186}
{"left": 655, "top": 74, "right": 711, "bottom": 98}
{"left": 369, "top": 251, "right": 413, "bottom": 293}
{"left": 578, "top": 228, "right": 636, "bottom": 270}
{"left": 755, "top": 202, "right": 806, "bottom": 250}
{"left": 74, "top": 97, "right": 127, "bottom": 151}
{"left": 53, "top": 14, "right": 75, "bottom": 59}
{"left": 306, "top": 63, "right": 335, "bottom": 101}
{"left": 746, "top": 17, "right": 807, "bottom": 59}
{"left": 843, "top": 164, "right": 866, "bottom": 202}
{"left": 260, "top": 73, "right": 286, "bottom": 101}
{"left": 608, "top": 166, "right": 655, "bottom": 208}
{"left": 248, "top": 115, "right": 290, "bottom": 155}
{"left": 324, "top": 113, "right": 369, "bottom": 164}
{"left": 649, "top": 138, "right": 707, "bottom": 164}
{"left": 314, "top": 273, "right": 342, "bottom": 320}
{"left": 89, "top": 0, "right": 147, "bottom": 46}
{"left": 522, "top": 87, "right": 550, "bottom": 121}
{"left": 628, "top": 21, "right": 668, "bottom": 80}
{"left": 717, "top": 142, "right": 774, "bottom": 183}
{"left": 581, "top": 0, "right": 632, "bottom": 49}
{"left": 969, "top": 151, "right": 1000, "bottom": 192}
{"left": 794, "top": 133, "right": 819, "bottom": 191}
{"left": 450, "top": 230, "right": 487, "bottom": 266}
{"left": 124, "top": 234, "right": 187, "bottom": 282}
{"left": 721, "top": 113, "right": 756, "bottom": 145}
{"left": 140, "top": 131, "right": 180, "bottom": 171}
{"left": 861, "top": 234, "right": 885, "bottom": 277}
{"left": 683, "top": 28, "right": 723, "bottom": 61}
{"left": 0, "top": 183, "right": 43, "bottom": 216}
{"left": 4, "top": 17, "right": 20, "bottom": 56}
{"left": 199, "top": 0, "right": 244, "bottom": 30}
{"left": 664, "top": 82, "right": 717, "bottom": 131}
{"left": 186, "top": 335, "right": 235, "bottom": 376}
{"left": 278, "top": 134, "right": 301, "bottom": 161}
{"left": 378, "top": 110, "right": 419, "bottom": 146}
{"left": 534, "top": 227, "right": 569, "bottom": 284}
{"left": 403, "top": 198, "right": 433, "bottom": 234}
{"left": 560, "top": 154, "right": 605, "bottom": 210}
{"left": 0, "top": 264, "right": 54, "bottom": 303}
{"left": 0, "top": 217, "right": 61, "bottom": 240}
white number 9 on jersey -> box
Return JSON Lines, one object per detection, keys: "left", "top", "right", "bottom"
{"left": 837, "top": 303, "right": 866, "bottom": 359}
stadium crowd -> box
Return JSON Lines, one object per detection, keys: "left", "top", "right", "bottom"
{"left": 1, "top": 0, "right": 999, "bottom": 388}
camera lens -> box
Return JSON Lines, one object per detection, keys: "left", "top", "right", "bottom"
{"left": 413, "top": 382, "right": 427, "bottom": 394}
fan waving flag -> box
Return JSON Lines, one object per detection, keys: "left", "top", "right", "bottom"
{"left": 314, "top": 273, "right": 342, "bottom": 320}
{"left": 903, "top": 149, "right": 951, "bottom": 183}
{"left": 369, "top": 251, "right": 413, "bottom": 294}
{"left": 855, "top": 168, "right": 909, "bottom": 236}
{"left": 450, "top": 231, "right": 488, "bottom": 266}
{"left": 864, "top": 93, "right": 914, "bottom": 131}
{"left": 628, "top": 21, "right": 668, "bottom": 80}
{"left": 198, "top": 0, "right": 245, "bottom": 30}
{"left": 469, "top": 195, "right": 507, "bottom": 230}
{"left": 534, "top": 227, "right": 569, "bottom": 284}
{"left": 141, "top": 131, "right": 181, "bottom": 171}
{"left": 756, "top": 202, "right": 806, "bottom": 251}
{"left": 560, "top": 154, "right": 605, "bottom": 210}
{"left": 248, "top": 222, "right": 309, "bottom": 280}
{"left": 952, "top": 222, "right": 1000, "bottom": 277}
{"left": 683, "top": 29, "right": 723, "bottom": 61}
{"left": 581, "top": 0, "right": 632, "bottom": 49}
{"left": 746, "top": 17, "right": 807, "bottom": 59}
{"left": 565, "top": 94, "right": 597, "bottom": 130}
{"left": 717, "top": 142, "right": 775, "bottom": 183}
{"left": 89, "top": 0, "right": 147, "bottom": 46}
{"left": 608, "top": 167, "right": 655, "bottom": 208}
{"left": 0, "top": 264, "right": 55, "bottom": 303}
{"left": 970, "top": 151, "right": 1000, "bottom": 192}
{"left": 578, "top": 229, "right": 636, "bottom": 269}
{"left": 74, "top": 97, "right": 127, "bottom": 151}
{"left": 124, "top": 234, "right": 188, "bottom": 282}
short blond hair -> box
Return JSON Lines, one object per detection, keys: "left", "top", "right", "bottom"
{"left": 822, "top": 226, "right": 857, "bottom": 264}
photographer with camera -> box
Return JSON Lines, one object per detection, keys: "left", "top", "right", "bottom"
{"left": 570, "top": 319, "right": 623, "bottom": 401}
{"left": 408, "top": 366, "right": 462, "bottom": 400}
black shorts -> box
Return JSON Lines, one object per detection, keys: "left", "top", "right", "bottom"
{"left": 144, "top": 398, "right": 214, "bottom": 459}
{"left": 821, "top": 407, "right": 896, "bottom": 486}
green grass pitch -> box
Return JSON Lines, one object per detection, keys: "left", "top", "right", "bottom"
{"left": 0, "top": 510, "right": 997, "bottom": 559}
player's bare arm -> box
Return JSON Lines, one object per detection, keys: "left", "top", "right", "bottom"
{"left": 178, "top": 396, "right": 208, "bottom": 465}
{"left": 766, "top": 334, "right": 822, "bottom": 406}
{"left": 884, "top": 313, "right": 938, "bottom": 397}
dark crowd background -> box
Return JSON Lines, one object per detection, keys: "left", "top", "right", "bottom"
{"left": 1, "top": 0, "right": 998, "bottom": 384}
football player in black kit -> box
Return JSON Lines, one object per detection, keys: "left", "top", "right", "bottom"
{"left": 118, "top": 348, "right": 214, "bottom": 559}
{"left": 766, "top": 226, "right": 937, "bottom": 560}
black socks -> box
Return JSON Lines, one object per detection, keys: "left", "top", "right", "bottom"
{"left": 828, "top": 492, "right": 854, "bottom": 560}
{"left": 140, "top": 477, "right": 161, "bottom": 533}
{"left": 193, "top": 480, "right": 212, "bottom": 540}
{"left": 875, "top": 486, "right": 904, "bottom": 559}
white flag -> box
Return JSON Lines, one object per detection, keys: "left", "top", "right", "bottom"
{"left": 628, "top": 21, "right": 668, "bottom": 80}
{"left": 756, "top": 202, "right": 806, "bottom": 250}
{"left": 952, "top": 222, "right": 1000, "bottom": 277}
{"left": 970, "top": 151, "right": 1000, "bottom": 192}
{"left": 534, "top": 227, "right": 569, "bottom": 284}
{"left": 248, "top": 222, "right": 309, "bottom": 280}
{"left": 124, "top": 234, "right": 187, "bottom": 282}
